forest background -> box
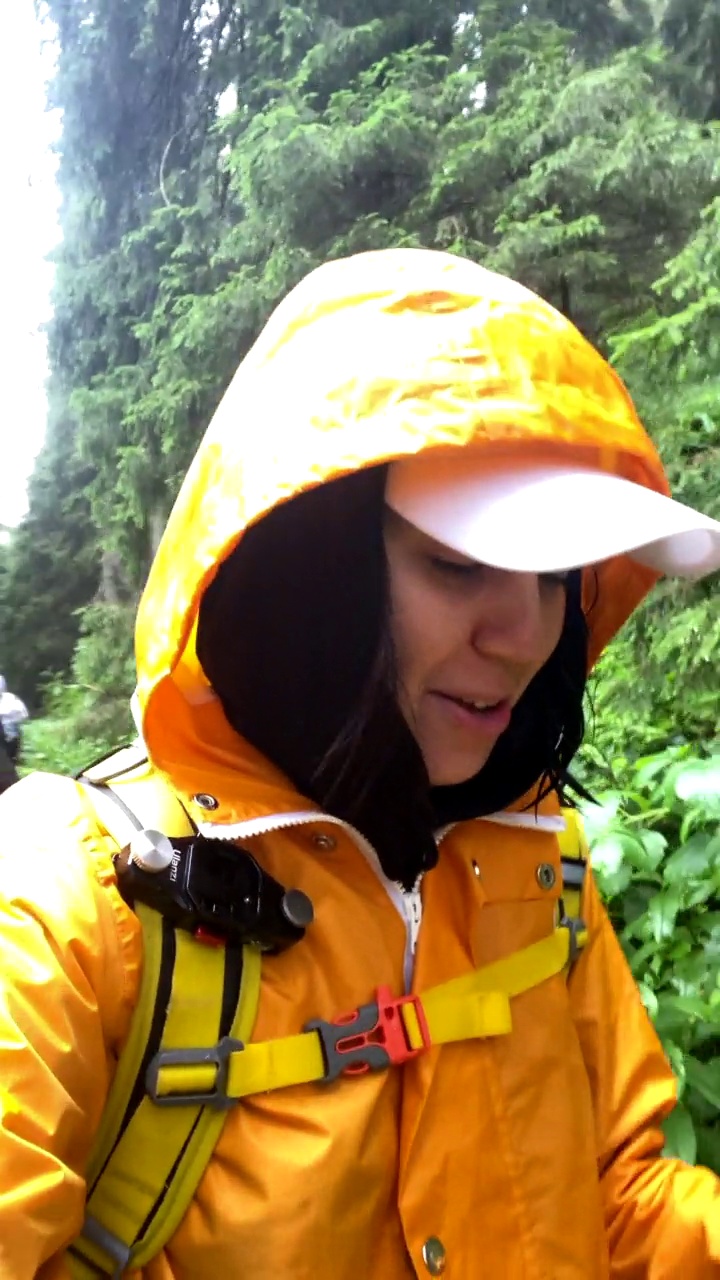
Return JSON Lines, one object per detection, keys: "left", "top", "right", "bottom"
{"left": 1, "top": 0, "right": 719, "bottom": 1166}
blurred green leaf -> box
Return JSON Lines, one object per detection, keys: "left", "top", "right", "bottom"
{"left": 662, "top": 1104, "right": 697, "bottom": 1164}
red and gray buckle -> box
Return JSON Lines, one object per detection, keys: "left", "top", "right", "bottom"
{"left": 306, "top": 986, "right": 431, "bottom": 1082}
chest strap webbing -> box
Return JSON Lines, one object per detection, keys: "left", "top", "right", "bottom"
{"left": 149, "top": 923, "right": 582, "bottom": 1108}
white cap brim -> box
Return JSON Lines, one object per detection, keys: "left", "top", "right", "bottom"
{"left": 386, "top": 454, "right": 720, "bottom": 580}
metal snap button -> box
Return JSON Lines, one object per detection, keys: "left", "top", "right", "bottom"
{"left": 192, "top": 793, "right": 219, "bottom": 811}
{"left": 422, "top": 1236, "right": 446, "bottom": 1275}
{"left": 536, "top": 861, "right": 556, "bottom": 890}
{"left": 311, "top": 833, "right": 337, "bottom": 851}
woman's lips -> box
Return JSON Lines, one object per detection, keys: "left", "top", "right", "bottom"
{"left": 431, "top": 691, "right": 513, "bottom": 735}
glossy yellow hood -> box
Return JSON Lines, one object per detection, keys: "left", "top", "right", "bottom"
{"left": 135, "top": 248, "right": 667, "bottom": 785}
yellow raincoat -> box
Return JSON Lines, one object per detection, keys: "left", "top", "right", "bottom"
{"left": 1, "top": 249, "right": 719, "bottom": 1278}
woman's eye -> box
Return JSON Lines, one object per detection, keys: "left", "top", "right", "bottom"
{"left": 429, "top": 556, "right": 479, "bottom": 578}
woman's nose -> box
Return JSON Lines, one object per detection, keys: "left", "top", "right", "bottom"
{"left": 470, "top": 568, "right": 559, "bottom": 665}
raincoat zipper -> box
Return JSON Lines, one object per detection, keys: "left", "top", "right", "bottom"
{"left": 198, "top": 809, "right": 424, "bottom": 990}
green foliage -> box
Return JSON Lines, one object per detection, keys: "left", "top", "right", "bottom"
{"left": 20, "top": 678, "right": 133, "bottom": 778}
{"left": 611, "top": 194, "right": 720, "bottom": 395}
{"left": 19, "top": 602, "right": 136, "bottom": 776}
{"left": 589, "top": 190, "right": 720, "bottom": 762}
{"left": 586, "top": 597, "right": 720, "bottom": 768}
{"left": 426, "top": 29, "right": 720, "bottom": 341}
{"left": 583, "top": 748, "right": 720, "bottom": 1170}
{"left": 661, "top": 0, "right": 720, "bottom": 120}
{"left": 71, "top": 602, "right": 137, "bottom": 702}
{"left": 0, "top": 414, "right": 100, "bottom": 707}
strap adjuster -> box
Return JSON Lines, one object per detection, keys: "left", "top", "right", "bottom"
{"left": 306, "top": 985, "right": 431, "bottom": 1083}
{"left": 72, "top": 1213, "right": 132, "bottom": 1279}
{"left": 559, "top": 914, "right": 587, "bottom": 965}
{"left": 145, "top": 1035, "right": 244, "bottom": 1108}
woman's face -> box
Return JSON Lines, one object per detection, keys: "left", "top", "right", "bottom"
{"left": 384, "top": 512, "right": 569, "bottom": 786}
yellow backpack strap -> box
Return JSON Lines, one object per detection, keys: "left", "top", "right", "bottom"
{"left": 557, "top": 806, "right": 589, "bottom": 966}
{"left": 70, "top": 915, "right": 261, "bottom": 1278}
{"left": 69, "top": 752, "right": 263, "bottom": 1278}
{"left": 79, "top": 743, "right": 193, "bottom": 847}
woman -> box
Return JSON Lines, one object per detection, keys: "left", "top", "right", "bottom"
{"left": 1, "top": 248, "right": 720, "bottom": 1278}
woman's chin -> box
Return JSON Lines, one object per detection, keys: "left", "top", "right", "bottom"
{"left": 424, "top": 749, "right": 492, "bottom": 787}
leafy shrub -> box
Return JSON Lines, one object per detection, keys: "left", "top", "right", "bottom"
{"left": 19, "top": 677, "right": 134, "bottom": 777}
{"left": 582, "top": 747, "right": 720, "bottom": 1171}
{"left": 18, "top": 603, "right": 136, "bottom": 776}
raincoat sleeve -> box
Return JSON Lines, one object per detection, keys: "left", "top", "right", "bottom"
{"left": 571, "top": 865, "right": 720, "bottom": 1276}
{"left": 0, "top": 774, "right": 141, "bottom": 1279}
